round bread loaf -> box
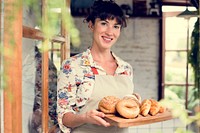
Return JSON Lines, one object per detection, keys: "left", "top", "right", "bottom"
{"left": 98, "top": 96, "right": 120, "bottom": 114}
{"left": 116, "top": 98, "right": 140, "bottom": 119}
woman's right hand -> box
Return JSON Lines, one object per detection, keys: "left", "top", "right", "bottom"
{"left": 62, "top": 110, "right": 111, "bottom": 128}
{"left": 84, "top": 109, "right": 111, "bottom": 127}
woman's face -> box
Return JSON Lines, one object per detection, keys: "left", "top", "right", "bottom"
{"left": 90, "top": 18, "right": 121, "bottom": 50}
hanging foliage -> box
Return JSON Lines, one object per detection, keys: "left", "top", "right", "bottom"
{"left": 188, "top": 18, "right": 200, "bottom": 104}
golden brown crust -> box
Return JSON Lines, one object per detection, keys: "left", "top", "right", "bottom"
{"left": 149, "top": 99, "right": 160, "bottom": 116}
{"left": 132, "top": 93, "right": 142, "bottom": 104}
{"left": 140, "top": 99, "right": 151, "bottom": 116}
{"left": 123, "top": 95, "right": 140, "bottom": 106}
{"left": 116, "top": 98, "right": 140, "bottom": 119}
{"left": 98, "top": 96, "right": 120, "bottom": 114}
{"left": 158, "top": 103, "right": 166, "bottom": 113}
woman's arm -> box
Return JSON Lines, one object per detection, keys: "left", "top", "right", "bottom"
{"left": 57, "top": 58, "right": 110, "bottom": 130}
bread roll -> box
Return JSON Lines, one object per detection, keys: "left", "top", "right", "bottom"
{"left": 140, "top": 99, "right": 151, "bottom": 116}
{"left": 98, "top": 96, "right": 120, "bottom": 114}
{"left": 149, "top": 99, "right": 160, "bottom": 116}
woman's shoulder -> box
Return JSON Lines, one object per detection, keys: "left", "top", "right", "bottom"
{"left": 61, "top": 51, "right": 85, "bottom": 64}
{"left": 61, "top": 49, "right": 92, "bottom": 68}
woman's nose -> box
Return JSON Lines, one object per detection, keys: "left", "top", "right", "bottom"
{"left": 105, "top": 27, "right": 113, "bottom": 36}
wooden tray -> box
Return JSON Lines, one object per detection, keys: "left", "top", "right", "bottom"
{"left": 105, "top": 110, "right": 173, "bottom": 128}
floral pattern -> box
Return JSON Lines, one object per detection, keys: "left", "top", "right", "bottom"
{"left": 57, "top": 49, "right": 133, "bottom": 132}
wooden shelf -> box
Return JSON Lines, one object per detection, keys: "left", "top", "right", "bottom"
{"left": 23, "top": 26, "right": 66, "bottom": 43}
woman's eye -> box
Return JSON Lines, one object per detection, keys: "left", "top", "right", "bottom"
{"left": 100, "top": 22, "right": 107, "bottom": 25}
{"left": 114, "top": 25, "right": 120, "bottom": 29}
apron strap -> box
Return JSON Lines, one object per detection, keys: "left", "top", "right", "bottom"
{"left": 91, "top": 67, "right": 99, "bottom": 75}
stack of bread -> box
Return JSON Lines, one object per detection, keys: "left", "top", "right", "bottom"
{"left": 98, "top": 94, "right": 166, "bottom": 119}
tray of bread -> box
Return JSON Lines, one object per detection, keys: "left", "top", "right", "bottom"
{"left": 98, "top": 94, "right": 173, "bottom": 128}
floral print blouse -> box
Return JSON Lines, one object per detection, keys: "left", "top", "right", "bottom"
{"left": 57, "top": 49, "right": 133, "bottom": 132}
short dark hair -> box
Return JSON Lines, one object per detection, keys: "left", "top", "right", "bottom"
{"left": 84, "top": 0, "right": 127, "bottom": 28}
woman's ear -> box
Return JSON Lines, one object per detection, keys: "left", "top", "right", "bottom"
{"left": 88, "top": 21, "right": 94, "bottom": 31}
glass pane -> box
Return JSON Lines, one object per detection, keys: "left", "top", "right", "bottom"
{"left": 49, "top": 42, "right": 62, "bottom": 70}
{"left": 23, "top": 41, "right": 59, "bottom": 132}
{"left": 165, "top": 86, "right": 186, "bottom": 105}
{"left": 188, "top": 64, "right": 195, "bottom": 84}
{"left": 165, "top": 51, "right": 187, "bottom": 83}
{"left": 165, "top": 17, "right": 197, "bottom": 50}
{"left": 22, "top": 40, "right": 38, "bottom": 132}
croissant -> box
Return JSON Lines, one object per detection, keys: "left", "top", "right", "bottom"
{"left": 149, "top": 99, "right": 160, "bottom": 116}
{"left": 159, "top": 104, "right": 166, "bottom": 113}
{"left": 140, "top": 99, "right": 151, "bottom": 116}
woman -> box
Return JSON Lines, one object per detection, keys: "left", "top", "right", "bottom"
{"left": 57, "top": 0, "right": 134, "bottom": 132}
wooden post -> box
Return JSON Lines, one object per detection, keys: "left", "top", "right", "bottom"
{"left": 60, "top": 0, "right": 71, "bottom": 64}
{"left": 41, "top": 0, "right": 49, "bottom": 132}
{"left": 3, "top": 0, "right": 22, "bottom": 133}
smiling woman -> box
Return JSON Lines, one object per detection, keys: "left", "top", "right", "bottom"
{"left": 57, "top": 1, "right": 135, "bottom": 133}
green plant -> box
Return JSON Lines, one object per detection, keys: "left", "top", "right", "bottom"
{"left": 160, "top": 98, "right": 200, "bottom": 133}
{"left": 24, "top": 0, "right": 80, "bottom": 47}
{"left": 188, "top": 18, "right": 200, "bottom": 108}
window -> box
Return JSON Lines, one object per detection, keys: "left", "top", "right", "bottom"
{"left": 162, "top": 6, "right": 197, "bottom": 110}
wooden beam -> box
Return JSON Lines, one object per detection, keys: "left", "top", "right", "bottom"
{"left": 41, "top": 0, "right": 49, "bottom": 132}
{"left": 60, "top": 0, "right": 71, "bottom": 64}
{"left": 23, "top": 26, "right": 66, "bottom": 43}
{"left": 3, "top": 0, "right": 22, "bottom": 133}
{"left": 23, "top": 26, "right": 43, "bottom": 40}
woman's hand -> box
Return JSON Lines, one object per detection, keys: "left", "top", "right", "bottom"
{"left": 84, "top": 109, "right": 111, "bottom": 127}
{"left": 63, "top": 110, "right": 111, "bottom": 128}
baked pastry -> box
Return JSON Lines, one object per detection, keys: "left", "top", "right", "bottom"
{"left": 132, "top": 93, "right": 142, "bottom": 104}
{"left": 123, "top": 93, "right": 141, "bottom": 106}
{"left": 149, "top": 99, "right": 160, "bottom": 116}
{"left": 158, "top": 103, "right": 166, "bottom": 113}
{"left": 116, "top": 98, "right": 140, "bottom": 119}
{"left": 98, "top": 96, "right": 120, "bottom": 114}
{"left": 140, "top": 99, "right": 151, "bottom": 116}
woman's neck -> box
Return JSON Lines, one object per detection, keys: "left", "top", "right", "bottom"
{"left": 90, "top": 46, "right": 117, "bottom": 75}
{"left": 90, "top": 46, "right": 113, "bottom": 63}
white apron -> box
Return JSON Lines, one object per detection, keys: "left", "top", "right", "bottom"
{"left": 72, "top": 68, "right": 134, "bottom": 133}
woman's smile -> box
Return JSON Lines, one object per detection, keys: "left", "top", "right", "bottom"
{"left": 102, "top": 36, "right": 113, "bottom": 43}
